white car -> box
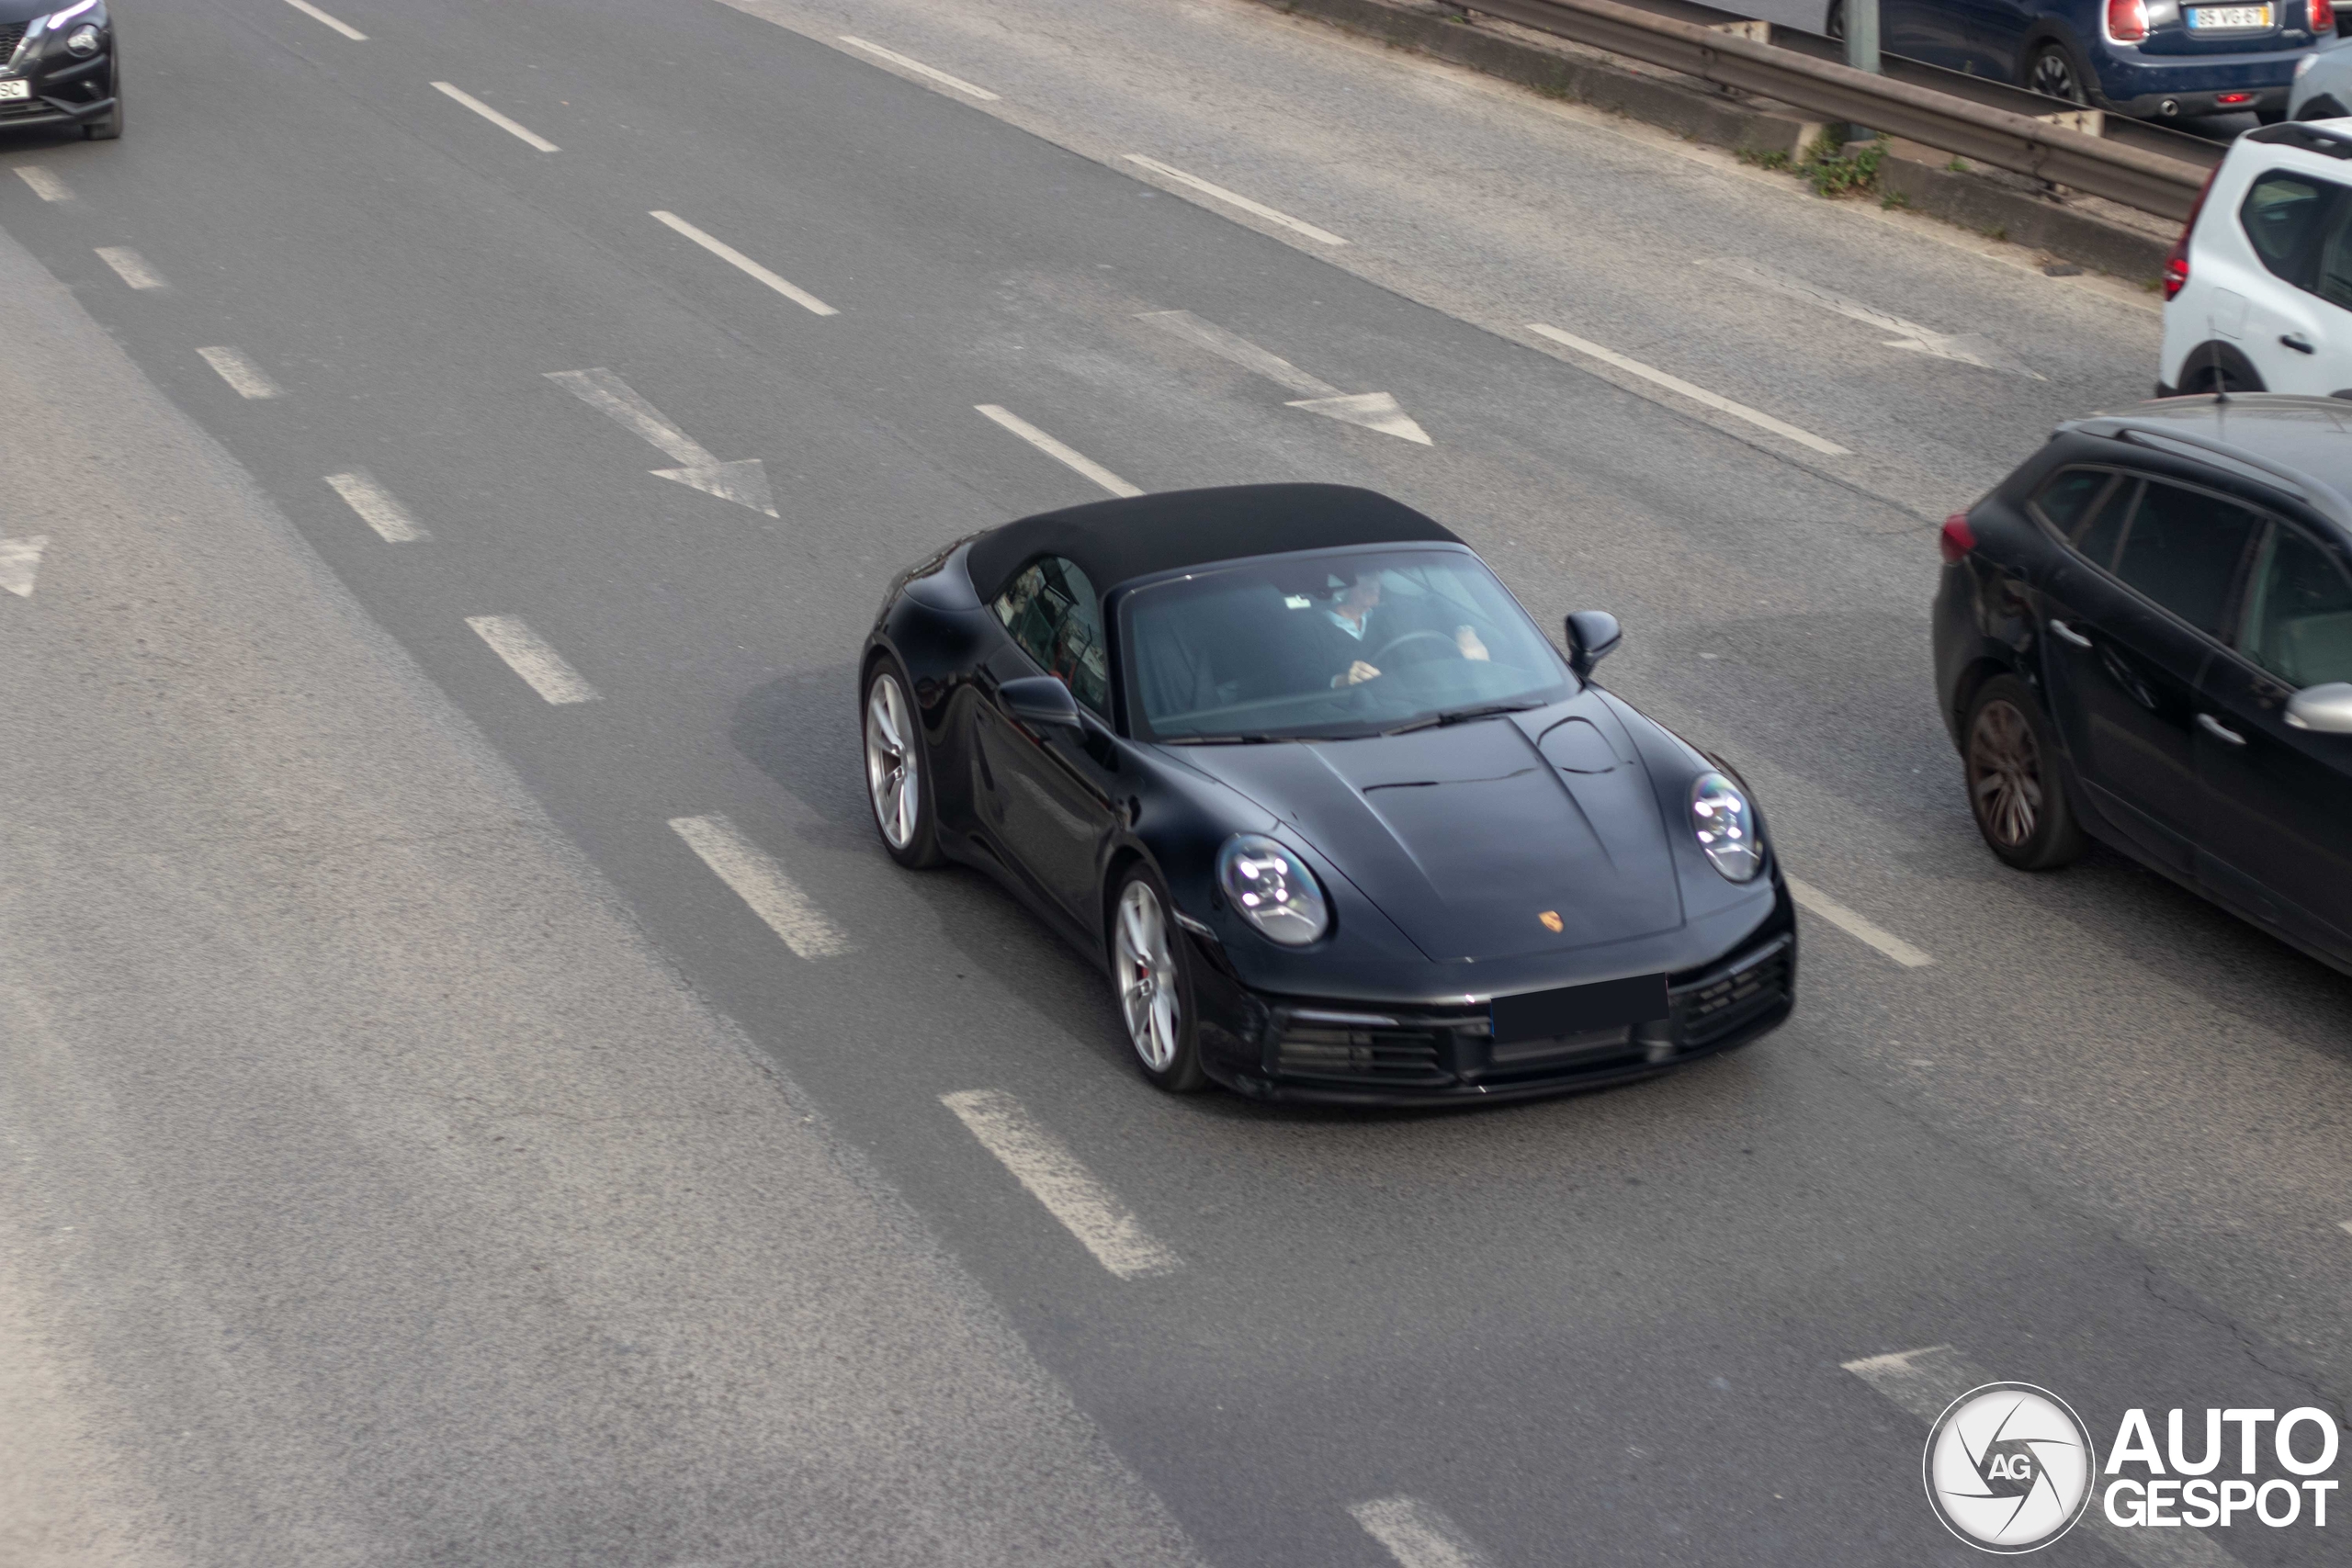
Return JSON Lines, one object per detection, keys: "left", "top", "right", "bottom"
{"left": 2161, "top": 118, "right": 2352, "bottom": 397}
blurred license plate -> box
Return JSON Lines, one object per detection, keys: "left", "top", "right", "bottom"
{"left": 2188, "top": 5, "right": 2272, "bottom": 25}
{"left": 0, "top": 82, "right": 29, "bottom": 102}
{"left": 1491, "top": 973, "right": 1669, "bottom": 1044}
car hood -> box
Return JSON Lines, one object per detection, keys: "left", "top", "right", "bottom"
{"left": 1182, "top": 713, "right": 1685, "bottom": 963}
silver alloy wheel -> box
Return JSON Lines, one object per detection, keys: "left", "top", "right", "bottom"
{"left": 1114, "top": 880, "right": 1181, "bottom": 1073}
{"left": 1968, "top": 697, "right": 2043, "bottom": 850}
{"left": 2029, "top": 46, "right": 2084, "bottom": 105}
{"left": 864, "top": 671, "right": 920, "bottom": 850}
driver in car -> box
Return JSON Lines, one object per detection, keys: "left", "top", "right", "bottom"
{"left": 1318, "top": 570, "right": 1490, "bottom": 687}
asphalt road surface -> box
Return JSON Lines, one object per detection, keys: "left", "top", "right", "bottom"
{"left": 3, "top": 2, "right": 2348, "bottom": 1564}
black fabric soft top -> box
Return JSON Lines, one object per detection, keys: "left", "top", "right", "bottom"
{"left": 963, "top": 484, "right": 1463, "bottom": 603}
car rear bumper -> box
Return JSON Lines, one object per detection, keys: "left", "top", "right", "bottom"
{"left": 2099, "top": 48, "right": 2303, "bottom": 115}
{"left": 1192, "top": 897, "right": 1796, "bottom": 1107}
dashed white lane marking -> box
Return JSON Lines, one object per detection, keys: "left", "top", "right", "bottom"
{"left": 1123, "top": 155, "right": 1349, "bottom": 246}
{"left": 324, "top": 470, "right": 429, "bottom": 543}
{"left": 281, "top": 0, "right": 366, "bottom": 39}
{"left": 13, "top": 165, "right": 71, "bottom": 201}
{"left": 2339, "top": 1220, "right": 2352, "bottom": 1237}
{"left": 838, "top": 36, "right": 1000, "bottom": 100}
{"left": 431, "top": 83, "right": 560, "bottom": 152}
{"left": 975, "top": 404, "right": 1141, "bottom": 497}
{"left": 546, "top": 367, "right": 777, "bottom": 515}
{"left": 0, "top": 535, "right": 48, "bottom": 599}
{"left": 668, "top": 814, "right": 852, "bottom": 959}
{"left": 1524, "top": 323, "right": 1849, "bottom": 457}
{"left": 1846, "top": 1346, "right": 2245, "bottom": 1568}
{"left": 465, "top": 615, "right": 601, "bottom": 705}
{"left": 196, "top": 346, "right": 283, "bottom": 400}
{"left": 1350, "top": 1497, "right": 1497, "bottom": 1568}
{"left": 1784, "top": 876, "right": 1933, "bottom": 968}
{"left": 95, "top": 247, "right": 164, "bottom": 290}
{"left": 1136, "top": 309, "right": 1431, "bottom": 443}
{"left": 650, "top": 210, "right": 837, "bottom": 316}
{"left": 1709, "top": 259, "right": 2042, "bottom": 378}
{"left": 940, "top": 1090, "right": 1182, "bottom": 1279}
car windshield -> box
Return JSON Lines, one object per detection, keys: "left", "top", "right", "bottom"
{"left": 1122, "top": 547, "right": 1571, "bottom": 742}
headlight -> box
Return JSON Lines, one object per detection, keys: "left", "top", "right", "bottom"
{"left": 64, "top": 24, "right": 101, "bottom": 56}
{"left": 1216, "top": 834, "right": 1329, "bottom": 945}
{"left": 1690, "top": 772, "right": 1762, "bottom": 883}
{"left": 44, "top": 1, "right": 97, "bottom": 29}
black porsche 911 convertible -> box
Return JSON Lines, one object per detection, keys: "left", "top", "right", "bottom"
{"left": 861, "top": 484, "right": 1794, "bottom": 1105}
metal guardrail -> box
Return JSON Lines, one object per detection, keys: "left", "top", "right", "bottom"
{"left": 1454, "top": 0, "right": 2217, "bottom": 218}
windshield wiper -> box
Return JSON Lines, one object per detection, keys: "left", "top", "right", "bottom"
{"left": 1379, "top": 701, "right": 1545, "bottom": 737}
{"left": 1161, "top": 732, "right": 1285, "bottom": 745}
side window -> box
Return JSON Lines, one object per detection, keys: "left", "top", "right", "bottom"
{"left": 2030, "top": 468, "right": 2112, "bottom": 536}
{"left": 2241, "top": 173, "right": 2335, "bottom": 291}
{"left": 2239, "top": 524, "right": 2352, "bottom": 687}
{"left": 2108, "top": 480, "right": 2264, "bottom": 638}
{"left": 2317, "top": 197, "right": 2352, "bottom": 312}
{"left": 2072, "top": 479, "right": 2137, "bottom": 570}
{"left": 992, "top": 557, "right": 1111, "bottom": 716}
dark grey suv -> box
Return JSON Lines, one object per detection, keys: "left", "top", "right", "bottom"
{"left": 1, "top": 1, "right": 119, "bottom": 141}
{"left": 1933, "top": 396, "right": 2352, "bottom": 971}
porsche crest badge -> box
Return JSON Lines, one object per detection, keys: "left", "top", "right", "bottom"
{"left": 1538, "top": 910, "right": 1565, "bottom": 932}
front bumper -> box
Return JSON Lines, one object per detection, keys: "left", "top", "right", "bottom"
{"left": 1192, "top": 902, "right": 1796, "bottom": 1106}
{"left": 0, "top": 48, "right": 115, "bottom": 132}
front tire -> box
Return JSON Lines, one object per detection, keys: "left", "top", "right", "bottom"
{"left": 1963, "top": 674, "right": 2086, "bottom": 871}
{"left": 863, "top": 659, "right": 942, "bottom": 868}
{"left": 1110, "top": 867, "right": 1207, "bottom": 1093}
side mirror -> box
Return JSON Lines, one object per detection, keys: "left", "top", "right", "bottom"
{"left": 2286, "top": 682, "right": 2352, "bottom": 734}
{"left": 1001, "top": 673, "right": 1081, "bottom": 730}
{"left": 1564, "top": 611, "right": 1623, "bottom": 679}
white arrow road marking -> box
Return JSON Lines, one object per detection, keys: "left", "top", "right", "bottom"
{"left": 281, "top": 0, "right": 366, "bottom": 39}
{"left": 13, "top": 165, "right": 72, "bottom": 201}
{"left": 1845, "top": 1346, "right": 2247, "bottom": 1567}
{"left": 432, "top": 83, "right": 559, "bottom": 152}
{"left": 975, "top": 404, "right": 1141, "bottom": 497}
{"left": 96, "top": 247, "right": 165, "bottom": 290}
{"left": 837, "top": 36, "right": 1000, "bottom": 100}
{"left": 545, "top": 368, "right": 777, "bottom": 515}
{"left": 1350, "top": 1498, "right": 1497, "bottom": 1568}
{"left": 1711, "top": 259, "right": 2042, "bottom": 378}
{"left": 1784, "top": 876, "right": 1933, "bottom": 968}
{"left": 941, "top": 1090, "right": 1182, "bottom": 1279}
{"left": 1525, "top": 324, "right": 1849, "bottom": 456}
{"left": 1137, "top": 309, "right": 1432, "bottom": 443}
{"left": 466, "top": 615, "right": 601, "bottom": 705}
{"left": 1123, "top": 156, "right": 1349, "bottom": 246}
{"left": 197, "top": 346, "right": 283, "bottom": 400}
{"left": 650, "top": 211, "right": 837, "bottom": 316}
{"left": 669, "top": 814, "right": 851, "bottom": 959}
{"left": 0, "top": 536, "right": 48, "bottom": 599}
{"left": 324, "top": 471, "right": 429, "bottom": 542}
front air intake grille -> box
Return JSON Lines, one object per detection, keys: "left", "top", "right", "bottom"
{"left": 1672, "top": 934, "right": 1792, "bottom": 1047}
{"left": 1272, "top": 1022, "right": 1448, "bottom": 1085}
{"left": 0, "top": 25, "right": 25, "bottom": 64}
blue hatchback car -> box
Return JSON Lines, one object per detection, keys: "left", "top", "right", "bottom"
{"left": 1741, "top": 0, "right": 2329, "bottom": 119}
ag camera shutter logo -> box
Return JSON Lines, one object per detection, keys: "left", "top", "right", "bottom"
{"left": 1923, "top": 1383, "right": 2097, "bottom": 1552}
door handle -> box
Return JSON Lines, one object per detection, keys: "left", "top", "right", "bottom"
{"left": 2049, "top": 618, "right": 2093, "bottom": 648}
{"left": 2197, "top": 712, "right": 2247, "bottom": 746}
{"left": 2281, "top": 333, "right": 2317, "bottom": 355}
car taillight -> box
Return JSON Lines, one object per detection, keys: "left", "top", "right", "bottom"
{"left": 2108, "top": 0, "right": 2149, "bottom": 40}
{"left": 1940, "top": 513, "right": 1977, "bottom": 564}
{"left": 2165, "top": 165, "right": 2221, "bottom": 302}
{"left": 2315, "top": 0, "right": 2335, "bottom": 31}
